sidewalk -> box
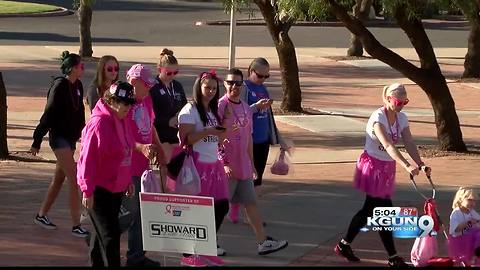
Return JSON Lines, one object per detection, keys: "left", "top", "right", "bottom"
{"left": 1, "top": 45, "right": 480, "bottom": 266}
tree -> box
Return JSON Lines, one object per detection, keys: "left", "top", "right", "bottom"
{"left": 223, "top": 0, "right": 303, "bottom": 112}
{"left": 452, "top": 0, "right": 480, "bottom": 78}
{"left": 347, "top": 0, "right": 373, "bottom": 56}
{"left": 0, "top": 72, "right": 8, "bottom": 159}
{"left": 278, "top": 0, "right": 466, "bottom": 151}
{"left": 74, "top": 0, "right": 94, "bottom": 57}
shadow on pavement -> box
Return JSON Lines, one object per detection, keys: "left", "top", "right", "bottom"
{"left": 0, "top": 31, "right": 142, "bottom": 43}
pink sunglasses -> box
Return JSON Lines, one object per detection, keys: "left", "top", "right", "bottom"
{"left": 390, "top": 96, "right": 409, "bottom": 106}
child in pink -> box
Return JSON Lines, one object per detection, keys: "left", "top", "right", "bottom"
{"left": 77, "top": 81, "right": 136, "bottom": 267}
{"left": 448, "top": 187, "right": 480, "bottom": 266}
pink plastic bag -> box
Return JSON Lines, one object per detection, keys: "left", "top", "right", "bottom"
{"left": 270, "top": 148, "right": 291, "bottom": 175}
{"left": 411, "top": 236, "right": 438, "bottom": 267}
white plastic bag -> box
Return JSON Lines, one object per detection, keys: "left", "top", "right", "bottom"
{"left": 141, "top": 169, "right": 163, "bottom": 193}
{"left": 175, "top": 155, "right": 201, "bottom": 195}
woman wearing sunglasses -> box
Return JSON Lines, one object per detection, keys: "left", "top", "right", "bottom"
{"left": 334, "top": 83, "right": 432, "bottom": 267}
{"left": 86, "top": 55, "right": 120, "bottom": 112}
{"left": 238, "top": 58, "right": 288, "bottom": 222}
{"left": 150, "top": 48, "right": 187, "bottom": 187}
{"left": 30, "top": 50, "right": 89, "bottom": 237}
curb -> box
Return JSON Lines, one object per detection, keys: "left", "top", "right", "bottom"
{"left": 204, "top": 18, "right": 469, "bottom": 29}
{"left": 0, "top": 7, "right": 72, "bottom": 18}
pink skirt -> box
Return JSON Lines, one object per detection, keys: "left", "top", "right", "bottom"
{"left": 353, "top": 151, "right": 396, "bottom": 199}
{"left": 167, "top": 146, "right": 229, "bottom": 202}
{"left": 447, "top": 228, "right": 480, "bottom": 265}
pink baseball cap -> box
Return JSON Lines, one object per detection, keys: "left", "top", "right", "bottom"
{"left": 126, "top": 64, "right": 155, "bottom": 88}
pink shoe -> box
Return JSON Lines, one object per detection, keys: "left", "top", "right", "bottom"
{"left": 228, "top": 203, "right": 240, "bottom": 224}
{"left": 180, "top": 255, "right": 208, "bottom": 267}
{"left": 201, "top": 255, "right": 225, "bottom": 266}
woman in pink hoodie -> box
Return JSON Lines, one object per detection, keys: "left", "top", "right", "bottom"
{"left": 77, "top": 81, "right": 136, "bottom": 267}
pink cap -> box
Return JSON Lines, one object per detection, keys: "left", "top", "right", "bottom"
{"left": 126, "top": 64, "right": 155, "bottom": 88}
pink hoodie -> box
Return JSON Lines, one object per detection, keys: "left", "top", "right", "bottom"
{"left": 77, "top": 99, "right": 136, "bottom": 198}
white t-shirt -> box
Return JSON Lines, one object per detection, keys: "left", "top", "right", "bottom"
{"left": 449, "top": 207, "right": 480, "bottom": 237}
{"left": 364, "top": 107, "right": 409, "bottom": 161}
{"left": 178, "top": 103, "right": 219, "bottom": 163}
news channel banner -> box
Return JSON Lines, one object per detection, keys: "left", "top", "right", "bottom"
{"left": 361, "top": 207, "right": 436, "bottom": 238}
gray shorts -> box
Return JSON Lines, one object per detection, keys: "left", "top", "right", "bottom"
{"left": 229, "top": 178, "right": 257, "bottom": 204}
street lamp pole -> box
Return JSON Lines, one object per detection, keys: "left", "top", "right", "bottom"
{"left": 228, "top": 0, "right": 236, "bottom": 69}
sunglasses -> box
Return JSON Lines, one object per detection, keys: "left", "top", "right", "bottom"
{"left": 253, "top": 70, "right": 270, "bottom": 79}
{"left": 161, "top": 68, "right": 179, "bottom": 76}
{"left": 390, "top": 96, "right": 409, "bottom": 106}
{"left": 106, "top": 66, "right": 119, "bottom": 72}
{"left": 225, "top": 80, "right": 243, "bottom": 86}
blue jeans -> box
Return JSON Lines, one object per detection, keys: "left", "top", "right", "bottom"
{"left": 48, "top": 135, "right": 76, "bottom": 150}
{"left": 121, "top": 176, "right": 145, "bottom": 263}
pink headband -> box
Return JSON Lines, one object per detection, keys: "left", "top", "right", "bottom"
{"left": 200, "top": 69, "right": 220, "bottom": 81}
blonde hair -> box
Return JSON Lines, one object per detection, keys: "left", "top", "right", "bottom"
{"left": 452, "top": 187, "right": 478, "bottom": 209}
{"left": 157, "top": 48, "right": 178, "bottom": 68}
{"left": 248, "top": 57, "right": 270, "bottom": 76}
{"left": 382, "top": 83, "right": 406, "bottom": 103}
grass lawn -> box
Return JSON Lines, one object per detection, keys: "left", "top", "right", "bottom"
{"left": 0, "top": 0, "right": 60, "bottom": 15}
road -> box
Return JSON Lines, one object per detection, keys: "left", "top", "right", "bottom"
{"left": 0, "top": 0, "right": 470, "bottom": 48}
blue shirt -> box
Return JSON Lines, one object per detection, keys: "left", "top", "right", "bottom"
{"left": 244, "top": 80, "right": 270, "bottom": 144}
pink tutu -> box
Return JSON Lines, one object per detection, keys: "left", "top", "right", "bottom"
{"left": 353, "top": 151, "right": 396, "bottom": 199}
{"left": 167, "top": 146, "right": 229, "bottom": 201}
{"left": 447, "top": 228, "right": 480, "bottom": 265}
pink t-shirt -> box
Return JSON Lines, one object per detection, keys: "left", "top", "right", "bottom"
{"left": 218, "top": 95, "right": 253, "bottom": 180}
{"left": 127, "top": 95, "right": 155, "bottom": 177}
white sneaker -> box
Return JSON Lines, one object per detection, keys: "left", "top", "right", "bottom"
{"left": 258, "top": 236, "right": 288, "bottom": 255}
{"left": 217, "top": 245, "right": 226, "bottom": 256}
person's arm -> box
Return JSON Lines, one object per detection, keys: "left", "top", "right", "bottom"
{"left": 373, "top": 122, "right": 418, "bottom": 175}
{"left": 401, "top": 126, "right": 424, "bottom": 167}
{"left": 152, "top": 128, "right": 167, "bottom": 165}
{"left": 77, "top": 124, "right": 101, "bottom": 199}
{"left": 178, "top": 123, "right": 224, "bottom": 146}
{"left": 31, "top": 80, "right": 62, "bottom": 152}
{"left": 86, "top": 84, "right": 99, "bottom": 113}
{"left": 150, "top": 87, "right": 172, "bottom": 131}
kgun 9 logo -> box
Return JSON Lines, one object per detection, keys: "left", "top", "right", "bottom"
{"left": 365, "top": 207, "right": 435, "bottom": 238}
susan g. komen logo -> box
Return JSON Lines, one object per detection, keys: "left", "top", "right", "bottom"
{"left": 165, "top": 204, "right": 182, "bottom": 217}
{"left": 362, "top": 207, "right": 436, "bottom": 238}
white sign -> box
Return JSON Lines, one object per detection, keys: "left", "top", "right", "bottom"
{"left": 139, "top": 192, "right": 217, "bottom": 256}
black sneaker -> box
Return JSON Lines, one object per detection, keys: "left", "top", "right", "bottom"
{"left": 126, "top": 257, "right": 161, "bottom": 267}
{"left": 34, "top": 214, "right": 57, "bottom": 230}
{"left": 72, "top": 225, "right": 89, "bottom": 238}
{"left": 388, "top": 256, "right": 409, "bottom": 268}
{"left": 334, "top": 243, "right": 360, "bottom": 262}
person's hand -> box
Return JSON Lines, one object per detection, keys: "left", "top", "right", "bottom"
{"left": 126, "top": 183, "right": 135, "bottom": 198}
{"left": 141, "top": 144, "right": 157, "bottom": 159}
{"left": 30, "top": 147, "right": 39, "bottom": 156}
{"left": 205, "top": 126, "right": 226, "bottom": 136}
{"left": 224, "top": 165, "right": 233, "bottom": 178}
{"left": 406, "top": 164, "right": 419, "bottom": 177}
{"left": 254, "top": 98, "right": 272, "bottom": 110}
{"left": 82, "top": 195, "right": 94, "bottom": 209}
{"left": 153, "top": 145, "right": 167, "bottom": 166}
{"left": 168, "top": 116, "right": 178, "bottom": 128}
{"left": 421, "top": 165, "right": 432, "bottom": 177}
{"left": 253, "top": 167, "right": 258, "bottom": 180}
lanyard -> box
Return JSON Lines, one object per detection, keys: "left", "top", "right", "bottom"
{"left": 383, "top": 107, "right": 399, "bottom": 143}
